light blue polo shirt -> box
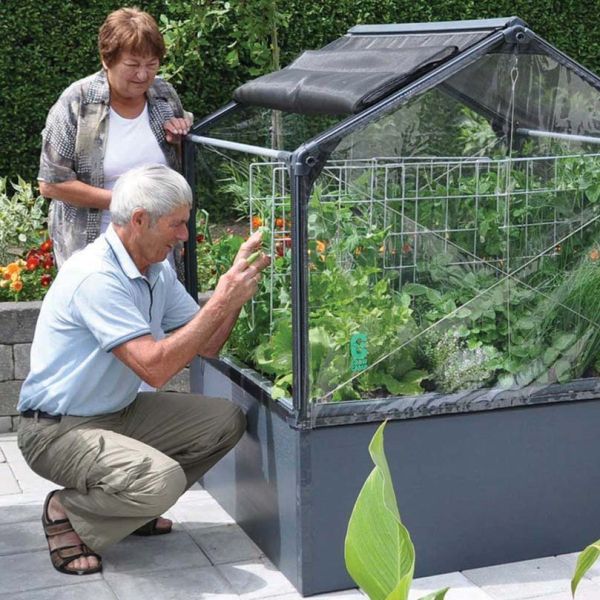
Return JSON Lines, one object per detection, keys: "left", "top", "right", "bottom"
{"left": 18, "top": 225, "right": 200, "bottom": 416}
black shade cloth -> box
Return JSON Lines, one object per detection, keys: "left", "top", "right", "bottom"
{"left": 234, "top": 45, "right": 459, "bottom": 115}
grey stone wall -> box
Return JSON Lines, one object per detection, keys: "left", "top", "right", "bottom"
{"left": 0, "top": 302, "right": 40, "bottom": 422}
{"left": 0, "top": 293, "right": 212, "bottom": 431}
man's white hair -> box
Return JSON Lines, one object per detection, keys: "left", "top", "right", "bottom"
{"left": 111, "top": 164, "right": 192, "bottom": 226}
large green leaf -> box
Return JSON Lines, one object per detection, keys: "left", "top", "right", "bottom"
{"left": 344, "top": 421, "right": 415, "bottom": 600}
{"left": 572, "top": 539, "right": 600, "bottom": 596}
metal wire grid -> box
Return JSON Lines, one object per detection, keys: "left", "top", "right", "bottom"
{"left": 245, "top": 153, "right": 600, "bottom": 328}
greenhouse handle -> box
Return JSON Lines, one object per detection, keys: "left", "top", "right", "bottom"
{"left": 186, "top": 134, "right": 292, "bottom": 162}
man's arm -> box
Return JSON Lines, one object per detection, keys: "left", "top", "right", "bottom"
{"left": 113, "top": 233, "right": 269, "bottom": 388}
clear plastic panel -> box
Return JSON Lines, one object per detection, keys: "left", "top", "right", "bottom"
{"left": 194, "top": 143, "right": 293, "bottom": 398}
{"left": 303, "top": 43, "right": 600, "bottom": 406}
{"left": 194, "top": 42, "right": 600, "bottom": 410}
{"left": 200, "top": 104, "right": 342, "bottom": 152}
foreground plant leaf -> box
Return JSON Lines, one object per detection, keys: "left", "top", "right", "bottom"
{"left": 345, "top": 421, "right": 414, "bottom": 599}
{"left": 572, "top": 539, "right": 600, "bottom": 596}
{"left": 345, "top": 421, "right": 448, "bottom": 600}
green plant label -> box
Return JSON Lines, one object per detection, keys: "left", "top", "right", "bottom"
{"left": 350, "top": 332, "right": 368, "bottom": 372}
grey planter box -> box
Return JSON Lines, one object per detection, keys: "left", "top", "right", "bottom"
{"left": 192, "top": 356, "right": 600, "bottom": 596}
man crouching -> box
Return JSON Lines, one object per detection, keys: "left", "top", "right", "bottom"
{"left": 17, "top": 164, "right": 269, "bottom": 575}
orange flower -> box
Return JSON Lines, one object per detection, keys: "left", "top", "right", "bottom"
{"left": 10, "top": 279, "right": 23, "bottom": 292}
{"left": 251, "top": 216, "right": 262, "bottom": 229}
{"left": 5, "top": 262, "right": 21, "bottom": 276}
{"left": 590, "top": 248, "right": 600, "bottom": 261}
{"left": 275, "top": 217, "right": 285, "bottom": 228}
{"left": 316, "top": 240, "right": 326, "bottom": 254}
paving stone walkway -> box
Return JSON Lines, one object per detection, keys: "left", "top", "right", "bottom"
{"left": 0, "top": 432, "right": 599, "bottom": 599}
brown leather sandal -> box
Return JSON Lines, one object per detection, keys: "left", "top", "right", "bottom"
{"left": 42, "top": 490, "right": 102, "bottom": 575}
{"left": 132, "top": 517, "right": 173, "bottom": 536}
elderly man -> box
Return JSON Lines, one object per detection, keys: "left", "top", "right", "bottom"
{"left": 17, "top": 164, "right": 269, "bottom": 576}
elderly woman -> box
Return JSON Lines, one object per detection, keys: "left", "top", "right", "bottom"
{"left": 38, "top": 7, "right": 192, "bottom": 269}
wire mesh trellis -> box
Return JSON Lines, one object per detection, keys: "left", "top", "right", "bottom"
{"left": 247, "top": 152, "right": 600, "bottom": 326}
{"left": 212, "top": 148, "right": 600, "bottom": 406}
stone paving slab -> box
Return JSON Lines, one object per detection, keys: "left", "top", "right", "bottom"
{"left": 0, "top": 521, "right": 46, "bottom": 555}
{"left": 0, "top": 502, "right": 42, "bottom": 524}
{"left": 103, "top": 565, "right": 239, "bottom": 600}
{"left": 0, "top": 492, "right": 49, "bottom": 506}
{"left": 0, "top": 580, "right": 118, "bottom": 600}
{"left": 187, "top": 524, "right": 264, "bottom": 565}
{"left": 525, "top": 577, "right": 600, "bottom": 600}
{"left": 557, "top": 552, "right": 600, "bottom": 580}
{"left": 409, "top": 571, "right": 496, "bottom": 599}
{"left": 102, "top": 529, "right": 211, "bottom": 574}
{"left": 0, "top": 550, "right": 103, "bottom": 594}
{"left": 463, "top": 556, "right": 578, "bottom": 599}
{"left": 0, "top": 463, "right": 20, "bottom": 495}
{"left": 8, "top": 464, "right": 56, "bottom": 495}
{"left": 171, "top": 494, "right": 235, "bottom": 529}
{"left": 266, "top": 590, "right": 368, "bottom": 600}
{"left": 0, "top": 440, "right": 26, "bottom": 463}
{"left": 307, "top": 590, "right": 367, "bottom": 599}
{"left": 217, "top": 559, "right": 298, "bottom": 599}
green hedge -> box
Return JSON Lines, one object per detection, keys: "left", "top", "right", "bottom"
{"left": 1, "top": 0, "right": 599, "bottom": 183}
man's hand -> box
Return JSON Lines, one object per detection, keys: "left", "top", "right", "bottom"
{"left": 213, "top": 231, "right": 271, "bottom": 311}
{"left": 164, "top": 115, "right": 193, "bottom": 144}
{"left": 234, "top": 230, "right": 266, "bottom": 264}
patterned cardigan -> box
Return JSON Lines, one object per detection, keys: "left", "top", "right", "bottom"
{"left": 39, "top": 70, "right": 188, "bottom": 271}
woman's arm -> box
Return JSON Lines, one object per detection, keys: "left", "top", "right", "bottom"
{"left": 39, "top": 179, "right": 112, "bottom": 210}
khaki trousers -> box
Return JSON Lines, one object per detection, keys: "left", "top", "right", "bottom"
{"left": 17, "top": 392, "right": 245, "bottom": 552}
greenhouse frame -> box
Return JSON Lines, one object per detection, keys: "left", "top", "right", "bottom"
{"left": 182, "top": 17, "right": 600, "bottom": 595}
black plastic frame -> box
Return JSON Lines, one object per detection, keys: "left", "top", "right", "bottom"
{"left": 183, "top": 17, "right": 600, "bottom": 431}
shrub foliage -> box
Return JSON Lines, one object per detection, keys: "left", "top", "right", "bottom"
{"left": 1, "top": 0, "right": 598, "bottom": 184}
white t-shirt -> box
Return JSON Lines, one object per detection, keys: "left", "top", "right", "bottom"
{"left": 101, "top": 103, "right": 167, "bottom": 233}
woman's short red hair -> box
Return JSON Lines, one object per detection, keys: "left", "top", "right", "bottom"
{"left": 98, "top": 7, "right": 165, "bottom": 67}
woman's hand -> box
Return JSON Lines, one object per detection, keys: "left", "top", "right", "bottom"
{"left": 163, "top": 115, "right": 193, "bottom": 144}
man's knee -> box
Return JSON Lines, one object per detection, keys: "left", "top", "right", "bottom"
{"left": 141, "top": 463, "right": 187, "bottom": 514}
{"left": 214, "top": 401, "right": 246, "bottom": 452}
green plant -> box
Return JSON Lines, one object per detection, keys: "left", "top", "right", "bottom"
{"left": 419, "top": 329, "right": 498, "bottom": 393}
{"left": 3, "top": 0, "right": 600, "bottom": 182}
{"left": 0, "top": 177, "right": 47, "bottom": 264}
{"left": 222, "top": 197, "right": 428, "bottom": 401}
{"left": 533, "top": 247, "right": 600, "bottom": 380}
{"left": 572, "top": 539, "right": 600, "bottom": 596}
{"left": 345, "top": 420, "right": 448, "bottom": 600}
